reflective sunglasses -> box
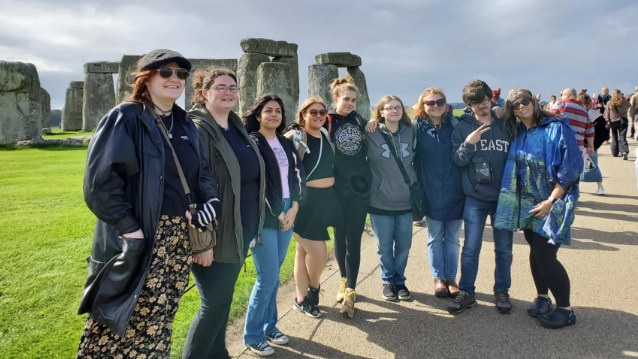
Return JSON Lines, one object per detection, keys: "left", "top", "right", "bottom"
{"left": 158, "top": 67, "right": 190, "bottom": 80}
{"left": 425, "top": 99, "right": 446, "bottom": 107}
{"left": 511, "top": 98, "right": 531, "bottom": 108}
{"left": 305, "top": 109, "right": 328, "bottom": 117}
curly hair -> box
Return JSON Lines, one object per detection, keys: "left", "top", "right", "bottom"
{"left": 190, "top": 66, "right": 237, "bottom": 106}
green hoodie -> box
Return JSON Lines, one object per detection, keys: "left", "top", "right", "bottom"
{"left": 188, "top": 104, "right": 265, "bottom": 264}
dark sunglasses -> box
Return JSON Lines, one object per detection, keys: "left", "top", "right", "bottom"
{"left": 158, "top": 67, "right": 190, "bottom": 80}
{"left": 511, "top": 98, "right": 531, "bottom": 108}
{"left": 425, "top": 99, "right": 446, "bottom": 107}
{"left": 305, "top": 109, "right": 328, "bottom": 117}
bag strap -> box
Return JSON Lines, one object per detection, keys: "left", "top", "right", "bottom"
{"left": 148, "top": 106, "right": 192, "bottom": 201}
{"left": 380, "top": 130, "right": 411, "bottom": 186}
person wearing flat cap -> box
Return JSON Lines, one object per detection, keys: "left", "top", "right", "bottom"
{"left": 76, "top": 49, "right": 222, "bottom": 358}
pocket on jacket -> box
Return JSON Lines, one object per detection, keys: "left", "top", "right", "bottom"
{"left": 378, "top": 177, "right": 410, "bottom": 205}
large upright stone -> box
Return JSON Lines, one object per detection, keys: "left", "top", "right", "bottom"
{"left": 308, "top": 64, "right": 338, "bottom": 108}
{"left": 237, "top": 53, "right": 270, "bottom": 116}
{"left": 116, "top": 55, "right": 142, "bottom": 103}
{"left": 256, "top": 62, "right": 294, "bottom": 123}
{"left": 273, "top": 43, "right": 299, "bottom": 116}
{"left": 347, "top": 67, "right": 371, "bottom": 120}
{"left": 40, "top": 88, "right": 51, "bottom": 129}
{"left": 83, "top": 73, "right": 115, "bottom": 131}
{"left": 61, "top": 81, "right": 83, "bottom": 131}
{"left": 315, "top": 52, "right": 362, "bottom": 68}
{"left": 84, "top": 61, "right": 120, "bottom": 74}
{"left": 185, "top": 58, "right": 238, "bottom": 110}
{"left": 240, "top": 38, "right": 296, "bottom": 58}
{"left": 0, "top": 61, "right": 42, "bottom": 144}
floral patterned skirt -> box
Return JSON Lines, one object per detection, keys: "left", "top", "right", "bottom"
{"left": 77, "top": 215, "right": 192, "bottom": 359}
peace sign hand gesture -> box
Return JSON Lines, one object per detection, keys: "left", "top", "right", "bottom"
{"left": 465, "top": 124, "right": 491, "bottom": 145}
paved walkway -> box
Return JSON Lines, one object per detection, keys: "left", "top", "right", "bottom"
{"left": 228, "top": 141, "right": 638, "bottom": 359}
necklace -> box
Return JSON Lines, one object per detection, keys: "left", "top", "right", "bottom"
{"left": 155, "top": 105, "right": 172, "bottom": 116}
{"left": 164, "top": 113, "right": 174, "bottom": 139}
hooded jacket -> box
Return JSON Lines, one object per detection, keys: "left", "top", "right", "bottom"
{"left": 494, "top": 117, "right": 582, "bottom": 245}
{"left": 414, "top": 114, "right": 465, "bottom": 221}
{"left": 250, "top": 131, "right": 307, "bottom": 229}
{"left": 188, "top": 104, "right": 265, "bottom": 261}
{"left": 365, "top": 122, "right": 417, "bottom": 213}
{"left": 78, "top": 102, "right": 217, "bottom": 337}
{"left": 452, "top": 111, "right": 511, "bottom": 202}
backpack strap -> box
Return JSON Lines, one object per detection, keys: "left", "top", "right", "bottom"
{"left": 326, "top": 114, "right": 333, "bottom": 134}
{"left": 411, "top": 118, "right": 418, "bottom": 150}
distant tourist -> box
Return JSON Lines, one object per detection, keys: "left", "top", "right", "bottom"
{"left": 492, "top": 87, "right": 505, "bottom": 107}
{"left": 628, "top": 86, "right": 638, "bottom": 139}
{"left": 551, "top": 88, "right": 595, "bottom": 156}
{"left": 578, "top": 92, "right": 606, "bottom": 195}
{"left": 604, "top": 89, "right": 631, "bottom": 160}
{"left": 597, "top": 87, "right": 611, "bottom": 115}
{"left": 546, "top": 95, "right": 558, "bottom": 110}
{"left": 496, "top": 88, "right": 582, "bottom": 329}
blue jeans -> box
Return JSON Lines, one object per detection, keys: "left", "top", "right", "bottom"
{"left": 243, "top": 199, "right": 293, "bottom": 345}
{"left": 370, "top": 213, "right": 413, "bottom": 285}
{"left": 459, "top": 196, "right": 513, "bottom": 296}
{"left": 425, "top": 216, "right": 462, "bottom": 280}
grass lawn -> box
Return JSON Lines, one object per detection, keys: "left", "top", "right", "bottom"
{"left": 0, "top": 145, "right": 333, "bottom": 358}
{"left": 42, "top": 127, "right": 94, "bottom": 140}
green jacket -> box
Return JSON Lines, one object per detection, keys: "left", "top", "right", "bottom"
{"left": 188, "top": 105, "right": 265, "bottom": 264}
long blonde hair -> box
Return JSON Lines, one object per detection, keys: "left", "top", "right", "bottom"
{"left": 413, "top": 87, "right": 446, "bottom": 119}
{"left": 609, "top": 89, "right": 623, "bottom": 107}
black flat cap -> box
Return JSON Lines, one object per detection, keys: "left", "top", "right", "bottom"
{"left": 138, "top": 49, "right": 191, "bottom": 71}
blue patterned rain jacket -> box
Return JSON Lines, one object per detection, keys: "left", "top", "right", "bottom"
{"left": 494, "top": 116, "right": 583, "bottom": 245}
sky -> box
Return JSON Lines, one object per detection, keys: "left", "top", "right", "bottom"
{"left": 2, "top": 0, "right": 638, "bottom": 110}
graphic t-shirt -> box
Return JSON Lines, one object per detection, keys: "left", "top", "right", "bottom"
{"left": 267, "top": 136, "right": 290, "bottom": 199}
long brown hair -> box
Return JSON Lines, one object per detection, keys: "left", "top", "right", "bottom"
{"left": 374, "top": 95, "right": 411, "bottom": 126}
{"left": 127, "top": 68, "right": 158, "bottom": 106}
{"left": 296, "top": 97, "right": 326, "bottom": 127}
{"left": 609, "top": 89, "right": 623, "bottom": 107}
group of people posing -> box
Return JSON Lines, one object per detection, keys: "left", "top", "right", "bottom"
{"left": 75, "top": 49, "right": 585, "bottom": 359}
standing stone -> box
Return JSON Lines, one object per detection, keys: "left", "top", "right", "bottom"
{"left": 83, "top": 61, "right": 120, "bottom": 74}
{"left": 83, "top": 73, "right": 115, "bottom": 131}
{"left": 116, "top": 55, "right": 142, "bottom": 103}
{"left": 0, "top": 61, "right": 42, "bottom": 144}
{"left": 40, "top": 88, "right": 51, "bottom": 129}
{"left": 237, "top": 53, "right": 270, "bottom": 116}
{"left": 273, "top": 43, "right": 299, "bottom": 116}
{"left": 240, "top": 38, "right": 296, "bottom": 58}
{"left": 61, "top": 81, "right": 84, "bottom": 131}
{"left": 308, "top": 64, "right": 338, "bottom": 108}
{"left": 256, "top": 62, "right": 294, "bottom": 123}
{"left": 185, "top": 58, "right": 238, "bottom": 110}
{"left": 347, "top": 67, "right": 371, "bottom": 120}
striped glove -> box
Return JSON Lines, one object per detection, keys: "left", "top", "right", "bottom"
{"left": 191, "top": 200, "right": 221, "bottom": 231}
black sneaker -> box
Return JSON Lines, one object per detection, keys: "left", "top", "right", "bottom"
{"left": 293, "top": 297, "right": 322, "bottom": 318}
{"left": 246, "top": 341, "right": 274, "bottom": 356}
{"left": 447, "top": 290, "right": 476, "bottom": 314}
{"left": 308, "top": 285, "right": 321, "bottom": 307}
{"left": 537, "top": 308, "right": 576, "bottom": 329}
{"left": 623, "top": 152, "right": 628, "bottom": 160}
{"left": 382, "top": 284, "right": 396, "bottom": 301}
{"left": 527, "top": 297, "right": 552, "bottom": 318}
{"left": 265, "top": 329, "right": 289, "bottom": 345}
{"left": 494, "top": 291, "right": 513, "bottom": 314}
{"left": 395, "top": 284, "right": 411, "bottom": 300}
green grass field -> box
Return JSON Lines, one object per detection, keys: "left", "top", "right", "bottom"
{"left": 0, "top": 144, "right": 333, "bottom": 358}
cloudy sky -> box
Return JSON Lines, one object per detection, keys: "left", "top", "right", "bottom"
{"left": 2, "top": 0, "right": 638, "bottom": 110}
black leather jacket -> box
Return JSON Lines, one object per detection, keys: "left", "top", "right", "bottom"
{"left": 77, "top": 102, "right": 217, "bottom": 337}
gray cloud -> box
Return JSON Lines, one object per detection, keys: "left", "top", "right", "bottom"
{"left": 2, "top": 0, "right": 637, "bottom": 110}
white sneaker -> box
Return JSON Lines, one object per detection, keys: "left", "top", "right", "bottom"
{"left": 596, "top": 187, "right": 605, "bottom": 195}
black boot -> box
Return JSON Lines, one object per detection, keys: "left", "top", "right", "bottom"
{"left": 308, "top": 285, "right": 321, "bottom": 307}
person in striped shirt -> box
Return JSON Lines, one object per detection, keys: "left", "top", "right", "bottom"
{"left": 550, "top": 88, "right": 595, "bottom": 157}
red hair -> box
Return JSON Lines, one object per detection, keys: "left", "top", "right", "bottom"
{"left": 126, "top": 69, "right": 157, "bottom": 106}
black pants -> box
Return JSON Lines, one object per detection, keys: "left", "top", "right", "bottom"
{"left": 334, "top": 195, "right": 369, "bottom": 289}
{"left": 610, "top": 120, "right": 629, "bottom": 156}
{"left": 524, "top": 230, "right": 571, "bottom": 307}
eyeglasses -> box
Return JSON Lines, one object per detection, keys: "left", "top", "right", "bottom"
{"left": 158, "top": 67, "right": 190, "bottom": 80}
{"left": 511, "top": 98, "right": 531, "bottom": 108}
{"left": 305, "top": 109, "right": 328, "bottom": 117}
{"left": 424, "top": 99, "right": 446, "bottom": 107}
{"left": 212, "top": 85, "right": 239, "bottom": 93}
{"left": 383, "top": 105, "right": 403, "bottom": 112}
{"left": 469, "top": 99, "right": 491, "bottom": 108}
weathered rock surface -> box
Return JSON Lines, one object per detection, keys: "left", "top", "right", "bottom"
{"left": 185, "top": 58, "right": 238, "bottom": 110}
{"left": 42, "top": 127, "right": 52, "bottom": 134}
{"left": 347, "top": 67, "right": 371, "bottom": 120}
{"left": 61, "top": 81, "right": 84, "bottom": 131}
{"left": 273, "top": 44, "right": 299, "bottom": 116}
{"left": 315, "top": 52, "right": 362, "bottom": 67}
{"left": 256, "top": 62, "right": 294, "bottom": 123}
{"left": 308, "top": 64, "right": 338, "bottom": 108}
{"left": 40, "top": 87, "right": 51, "bottom": 129}
{"left": 237, "top": 53, "right": 270, "bottom": 116}
{"left": 83, "top": 73, "right": 115, "bottom": 131}
{"left": 84, "top": 61, "right": 120, "bottom": 74}
{"left": 240, "top": 38, "right": 297, "bottom": 58}
{"left": 0, "top": 61, "right": 42, "bottom": 144}
{"left": 116, "top": 55, "right": 142, "bottom": 103}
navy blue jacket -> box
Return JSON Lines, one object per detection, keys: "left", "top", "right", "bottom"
{"left": 414, "top": 114, "right": 465, "bottom": 221}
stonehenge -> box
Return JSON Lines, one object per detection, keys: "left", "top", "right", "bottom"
{"left": 0, "top": 61, "right": 42, "bottom": 144}
{"left": 116, "top": 55, "right": 142, "bottom": 104}
{"left": 40, "top": 88, "right": 51, "bottom": 130}
{"left": 308, "top": 64, "right": 338, "bottom": 110}
{"left": 256, "top": 62, "right": 293, "bottom": 119}
{"left": 82, "top": 62, "right": 118, "bottom": 131}
{"left": 61, "top": 81, "right": 84, "bottom": 131}
{"left": 238, "top": 53, "right": 271, "bottom": 116}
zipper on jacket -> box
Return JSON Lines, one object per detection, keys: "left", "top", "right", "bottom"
{"left": 516, "top": 131, "right": 527, "bottom": 229}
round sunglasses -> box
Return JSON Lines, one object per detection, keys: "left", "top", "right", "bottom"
{"left": 158, "top": 67, "right": 190, "bottom": 80}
